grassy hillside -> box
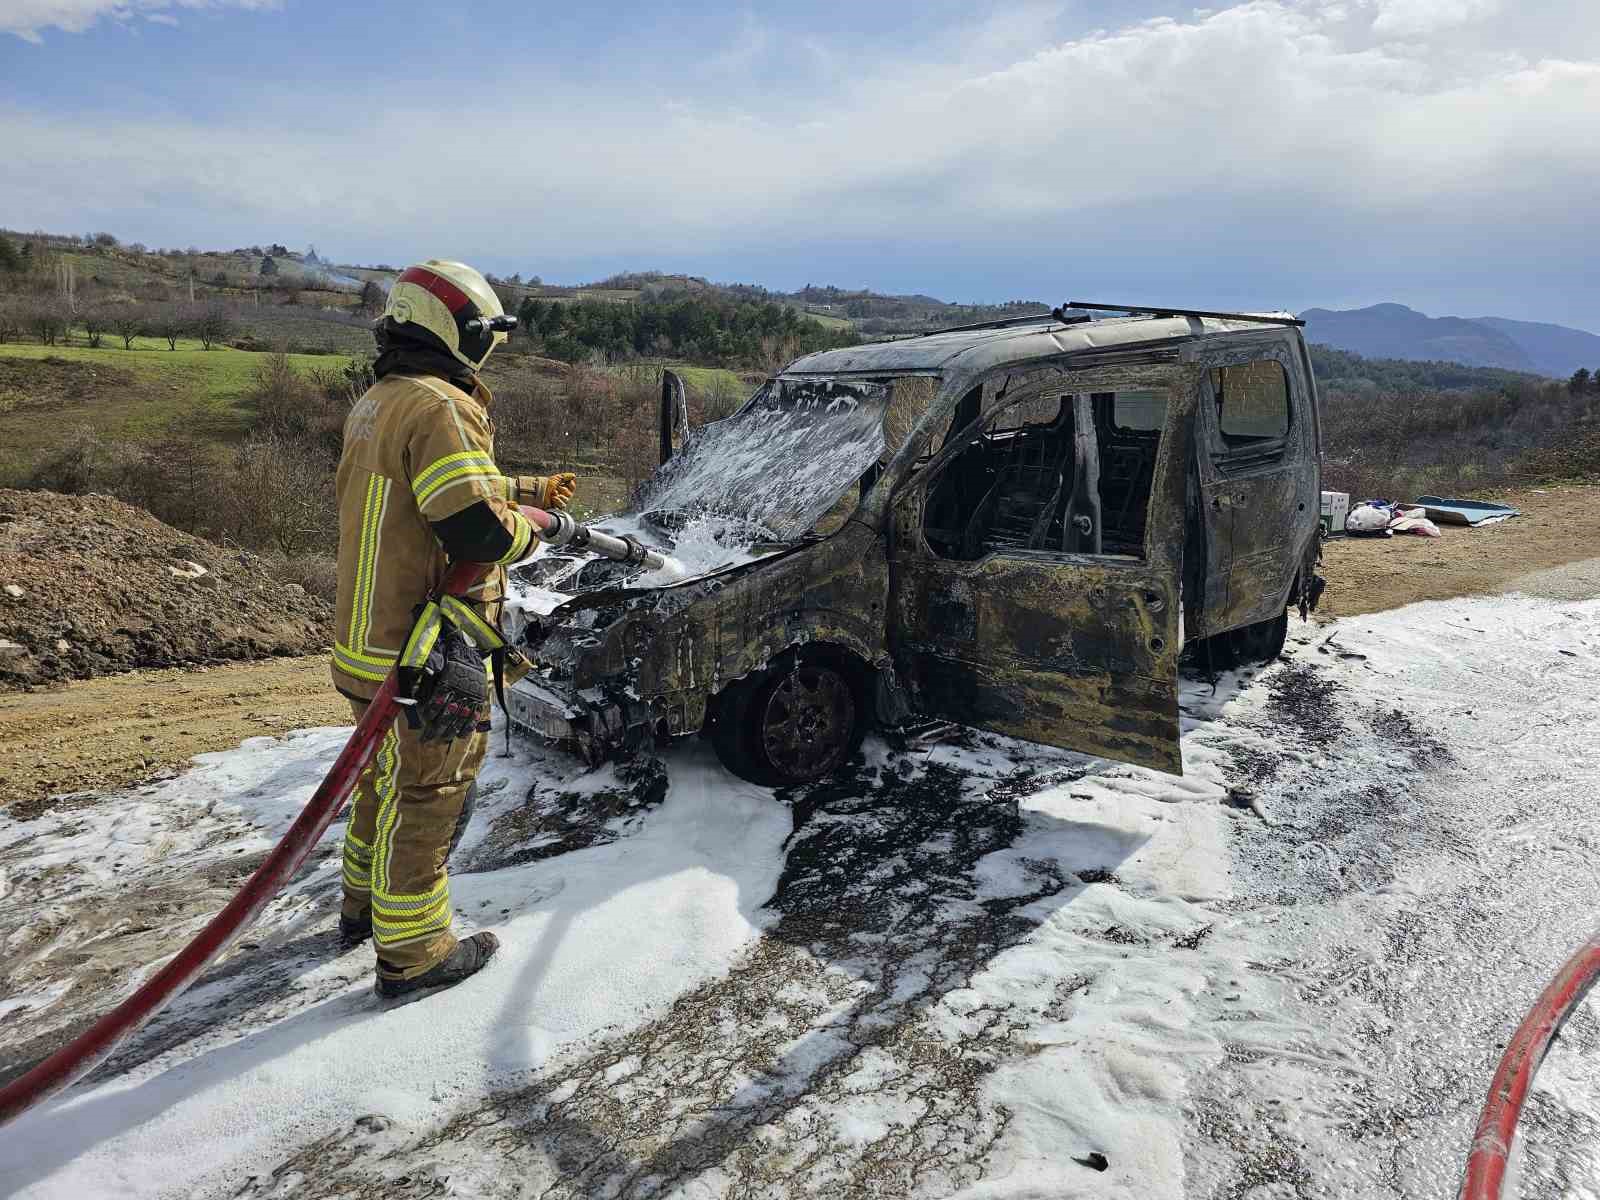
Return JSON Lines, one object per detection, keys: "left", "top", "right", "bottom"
{"left": 0, "top": 342, "right": 352, "bottom": 483}
{"left": 1309, "top": 344, "right": 1544, "bottom": 396}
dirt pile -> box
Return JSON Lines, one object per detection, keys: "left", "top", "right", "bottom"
{"left": 0, "top": 356, "right": 138, "bottom": 417}
{"left": 0, "top": 489, "right": 331, "bottom": 689}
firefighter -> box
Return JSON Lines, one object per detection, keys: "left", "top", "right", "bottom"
{"left": 332, "top": 259, "right": 576, "bottom": 999}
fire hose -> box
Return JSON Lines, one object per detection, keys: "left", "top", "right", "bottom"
{"left": 0, "top": 507, "right": 684, "bottom": 1130}
{"left": 1460, "top": 931, "right": 1600, "bottom": 1198}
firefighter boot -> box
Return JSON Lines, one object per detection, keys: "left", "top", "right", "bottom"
{"left": 339, "top": 911, "right": 372, "bottom": 947}
{"left": 375, "top": 931, "right": 500, "bottom": 1000}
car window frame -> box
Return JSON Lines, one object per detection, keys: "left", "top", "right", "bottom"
{"left": 1195, "top": 342, "right": 1300, "bottom": 472}
{"left": 896, "top": 360, "right": 1189, "bottom": 566}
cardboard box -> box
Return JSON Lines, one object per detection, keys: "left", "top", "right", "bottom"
{"left": 1320, "top": 490, "right": 1350, "bottom": 534}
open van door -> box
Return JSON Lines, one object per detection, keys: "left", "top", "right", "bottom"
{"left": 659, "top": 369, "right": 690, "bottom": 464}
{"left": 888, "top": 363, "right": 1195, "bottom": 774}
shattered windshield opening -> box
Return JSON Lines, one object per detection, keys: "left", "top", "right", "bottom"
{"left": 635, "top": 376, "right": 893, "bottom": 541}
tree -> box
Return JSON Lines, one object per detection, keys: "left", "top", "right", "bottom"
{"left": 152, "top": 304, "right": 187, "bottom": 350}
{"left": 111, "top": 307, "right": 145, "bottom": 349}
{"left": 55, "top": 260, "right": 77, "bottom": 314}
{"left": 0, "top": 234, "right": 18, "bottom": 273}
{"left": 259, "top": 255, "right": 278, "bottom": 277}
{"left": 1573, "top": 368, "right": 1593, "bottom": 396}
{"left": 81, "top": 308, "right": 107, "bottom": 349}
{"left": 358, "top": 279, "right": 384, "bottom": 316}
{"left": 0, "top": 299, "right": 22, "bottom": 343}
{"left": 30, "top": 302, "right": 67, "bottom": 346}
{"left": 193, "top": 303, "right": 235, "bottom": 350}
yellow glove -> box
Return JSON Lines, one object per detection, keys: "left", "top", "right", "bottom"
{"left": 542, "top": 473, "right": 577, "bottom": 510}
{"left": 517, "top": 473, "right": 578, "bottom": 510}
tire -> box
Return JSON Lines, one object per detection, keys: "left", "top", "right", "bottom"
{"left": 708, "top": 673, "right": 761, "bottom": 782}
{"left": 1224, "top": 610, "right": 1288, "bottom": 667}
{"left": 710, "top": 654, "right": 868, "bottom": 786}
{"left": 1184, "top": 610, "right": 1288, "bottom": 672}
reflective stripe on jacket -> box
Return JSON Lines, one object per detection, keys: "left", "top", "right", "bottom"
{"left": 331, "top": 372, "right": 532, "bottom": 699}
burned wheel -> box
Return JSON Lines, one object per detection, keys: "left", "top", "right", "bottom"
{"left": 710, "top": 656, "right": 867, "bottom": 786}
{"left": 756, "top": 665, "right": 857, "bottom": 783}
{"left": 1224, "top": 610, "right": 1288, "bottom": 667}
{"left": 1183, "top": 610, "right": 1289, "bottom": 673}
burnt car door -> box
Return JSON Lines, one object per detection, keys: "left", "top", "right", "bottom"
{"left": 1190, "top": 334, "right": 1318, "bottom": 634}
{"left": 888, "top": 362, "right": 1195, "bottom": 774}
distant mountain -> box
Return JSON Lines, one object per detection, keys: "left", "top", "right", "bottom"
{"left": 1299, "top": 304, "right": 1534, "bottom": 372}
{"left": 1299, "top": 304, "right": 1600, "bottom": 377}
{"left": 1471, "top": 316, "right": 1600, "bottom": 378}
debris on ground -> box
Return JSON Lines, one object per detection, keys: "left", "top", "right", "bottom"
{"left": 1414, "top": 495, "right": 1522, "bottom": 526}
{"left": 0, "top": 490, "right": 331, "bottom": 690}
{"left": 1347, "top": 500, "right": 1442, "bottom": 538}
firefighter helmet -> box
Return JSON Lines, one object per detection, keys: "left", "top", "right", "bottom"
{"left": 382, "top": 260, "right": 513, "bottom": 372}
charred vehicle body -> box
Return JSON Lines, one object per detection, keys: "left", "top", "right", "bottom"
{"left": 505, "top": 306, "right": 1324, "bottom": 784}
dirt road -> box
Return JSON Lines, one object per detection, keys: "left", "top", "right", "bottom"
{"left": 0, "top": 658, "right": 347, "bottom": 816}
{"left": 3, "top": 481, "right": 1597, "bottom": 817}
{"left": 1318, "top": 481, "right": 1600, "bottom": 618}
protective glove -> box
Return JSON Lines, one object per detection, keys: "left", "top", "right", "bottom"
{"left": 518, "top": 473, "right": 577, "bottom": 510}
{"left": 414, "top": 629, "right": 491, "bottom": 742}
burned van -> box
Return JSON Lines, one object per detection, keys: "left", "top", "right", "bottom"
{"left": 506, "top": 307, "right": 1324, "bottom": 784}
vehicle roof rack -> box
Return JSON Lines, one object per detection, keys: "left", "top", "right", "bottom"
{"left": 1065, "top": 301, "right": 1305, "bottom": 328}
{"left": 909, "top": 310, "right": 1072, "bottom": 338}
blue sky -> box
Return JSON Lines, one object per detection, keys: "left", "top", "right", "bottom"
{"left": 3, "top": 1, "right": 1598, "bottom": 329}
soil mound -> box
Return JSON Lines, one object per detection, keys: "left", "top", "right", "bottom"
{"left": 0, "top": 356, "right": 137, "bottom": 415}
{"left": 0, "top": 489, "right": 331, "bottom": 689}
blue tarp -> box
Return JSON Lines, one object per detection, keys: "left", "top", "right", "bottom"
{"left": 1413, "top": 496, "right": 1521, "bottom": 526}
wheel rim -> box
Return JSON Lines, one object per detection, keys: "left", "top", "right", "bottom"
{"left": 758, "top": 665, "right": 855, "bottom": 782}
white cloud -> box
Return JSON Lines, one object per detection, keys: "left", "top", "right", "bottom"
{"left": 0, "top": 1, "right": 1596, "bottom": 317}
{"left": 1368, "top": 0, "right": 1502, "bottom": 38}
{"left": 2, "top": 0, "right": 278, "bottom": 42}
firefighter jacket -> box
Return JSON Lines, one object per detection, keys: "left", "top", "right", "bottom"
{"left": 331, "top": 371, "right": 541, "bottom": 700}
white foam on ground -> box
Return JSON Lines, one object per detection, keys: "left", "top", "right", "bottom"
{"left": 5, "top": 593, "right": 1600, "bottom": 1197}
{"left": 0, "top": 742, "right": 790, "bottom": 1199}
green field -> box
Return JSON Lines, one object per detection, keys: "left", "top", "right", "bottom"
{"left": 0, "top": 342, "right": 352, "bottom": 483}
{"left": 791, "top": 307, "right": 855, "bottom": 332}
{"left": 667, "top": 365, "right": 751, "bottom": 395}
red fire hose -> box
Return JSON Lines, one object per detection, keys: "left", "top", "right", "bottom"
{"left": 0, "top": 561, "right": 483, "bottom": 1130}
{"left": 1461, "top": 931, "right": 1600, "bottom": 1198}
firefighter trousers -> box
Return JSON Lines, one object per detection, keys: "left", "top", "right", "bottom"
{"left": 340, "top": 699, "right": 486, "bottom": 979}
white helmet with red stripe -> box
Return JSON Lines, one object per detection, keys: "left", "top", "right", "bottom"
{"left": 383, "top": 259, "right": 513, "bottom": 371}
